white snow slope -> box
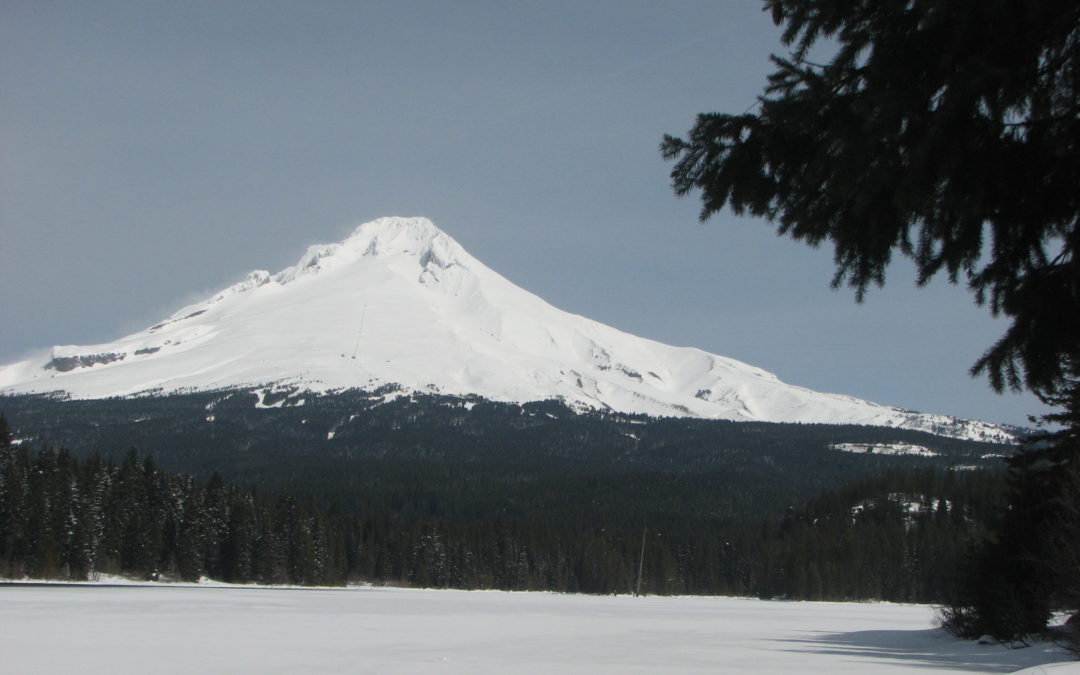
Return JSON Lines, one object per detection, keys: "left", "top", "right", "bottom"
{"left": 0, "top": 217, "right": 1012, "bottom": 442}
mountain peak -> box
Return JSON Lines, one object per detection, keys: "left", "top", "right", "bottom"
{"left": 348, "top": 216, "right": 442, "bottom": 250}
{"left": 266, "top": 216, "right": 467, "bottom": 287}
{"left": 350, "top": 216, "right": 466, "bottom": 269}
{"left": 0, "top": 217, "right": 1016, "bottom": 442}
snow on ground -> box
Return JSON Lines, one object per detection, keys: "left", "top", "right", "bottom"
{"left": 1013, "top": 665, "right": 1080, "bottom": 675}
{"left": 1, "top": 584, "right": 1075, "bottom": 674}
{"left": 830, "top": 442, "right": 941, "bottom": 457}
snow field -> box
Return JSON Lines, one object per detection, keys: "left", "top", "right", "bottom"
{"left": 1, "top": 584, "right": 1074, "bottom": 674}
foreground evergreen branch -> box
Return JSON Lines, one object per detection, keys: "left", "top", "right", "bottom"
{"left": 664, "top": 0, "right": 1079, "bottom": 644}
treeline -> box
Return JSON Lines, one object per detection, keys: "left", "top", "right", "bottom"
{"left": 751, "top": 468, "right": 1004, "bottom": 602}
{"left": 0, "top": 391, "right": 1014, "bottom": 542}
{"left": 1, "top": 429, "right": 1009, "bottom": 600}
{"left": 0, "top": 443, "right": 353, "bottom": 585}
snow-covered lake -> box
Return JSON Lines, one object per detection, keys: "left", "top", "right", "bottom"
{"left": 1, "top": 584, "right": 1074, "bottom": 674}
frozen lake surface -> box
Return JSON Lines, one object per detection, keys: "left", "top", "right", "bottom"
{"left": 1, "top": 583, "right": 1075, "bottom": 674}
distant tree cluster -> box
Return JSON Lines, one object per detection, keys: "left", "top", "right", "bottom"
{"left": 751, "top": 468, "right": 1006, "bottom": 603}
{"left": 0, "top": 437, "right": 350, "bottom": 585}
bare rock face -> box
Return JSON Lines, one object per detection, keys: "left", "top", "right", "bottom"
{"left": 44, "top": 352, "right": 126, "bottom": 372}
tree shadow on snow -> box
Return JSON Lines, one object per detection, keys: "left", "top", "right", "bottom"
{"left": 776, "top": 628, "right": 1068, "bottom": 673}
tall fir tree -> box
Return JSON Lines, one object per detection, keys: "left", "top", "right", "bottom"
{"left": 662, "top": 0, "right": 1079, "bottom": 640}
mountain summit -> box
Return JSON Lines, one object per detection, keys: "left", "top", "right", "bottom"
{"left": 0, "top": 217, "right": 1011, "bottom": 441}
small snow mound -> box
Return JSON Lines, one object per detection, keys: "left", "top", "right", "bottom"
{"left": 213, "top": 270, "right": 271, "bottom": 301}
{"left": 275, "top": 243, "right": 341, "bottom": 283}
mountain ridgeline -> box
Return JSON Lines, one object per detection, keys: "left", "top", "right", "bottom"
{"left": 0, "top": 217, "right": 1015, "bottom": 443}
{"left": 2, "top": 390, "right": 1014, "bottom": 599}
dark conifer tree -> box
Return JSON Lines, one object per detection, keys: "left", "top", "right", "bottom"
{"left": 176, "top": 479, "right": 207, "bottom": 582}
{"left": 202, "top": 473, "right": 228, "bottom": 579}
{"left": 75, "top": 454, "right": 109, "bottom": 578}
{"left": 0, "top": 414, "right": 11, "bottom": 449}
{"left": 0, "top": 435, "right": 26, "bottom": 575}
{"left": 663, "top": 0, "right": 1079, "bottom": 639}
{"left": 25, "top": 447, "right": 60, "bottom": 578}
{"left": 222, "top": 490, "right": 256, "bottom": 583}
{"left": 985, "top": 364, "right": 1080, "bottom": 638}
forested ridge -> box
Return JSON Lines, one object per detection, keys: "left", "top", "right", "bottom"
{"left": 0, "top": 392, "right": 1015, "bottom": 599}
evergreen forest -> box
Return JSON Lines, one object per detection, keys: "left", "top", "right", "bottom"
{"left": 0, "top": 391, "right": 1017, "bottom": 600}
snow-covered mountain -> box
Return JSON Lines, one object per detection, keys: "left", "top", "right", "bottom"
{"left": 0, "top": 217, "right": 1013, "bottom": 442}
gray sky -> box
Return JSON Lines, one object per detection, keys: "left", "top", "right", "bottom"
{"left": 0, "top": 0, "right": 1048, "bottom": 427}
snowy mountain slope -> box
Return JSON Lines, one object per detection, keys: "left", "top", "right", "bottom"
{"left": 0, "top": 217, "right": 1014, "bottom": 442}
